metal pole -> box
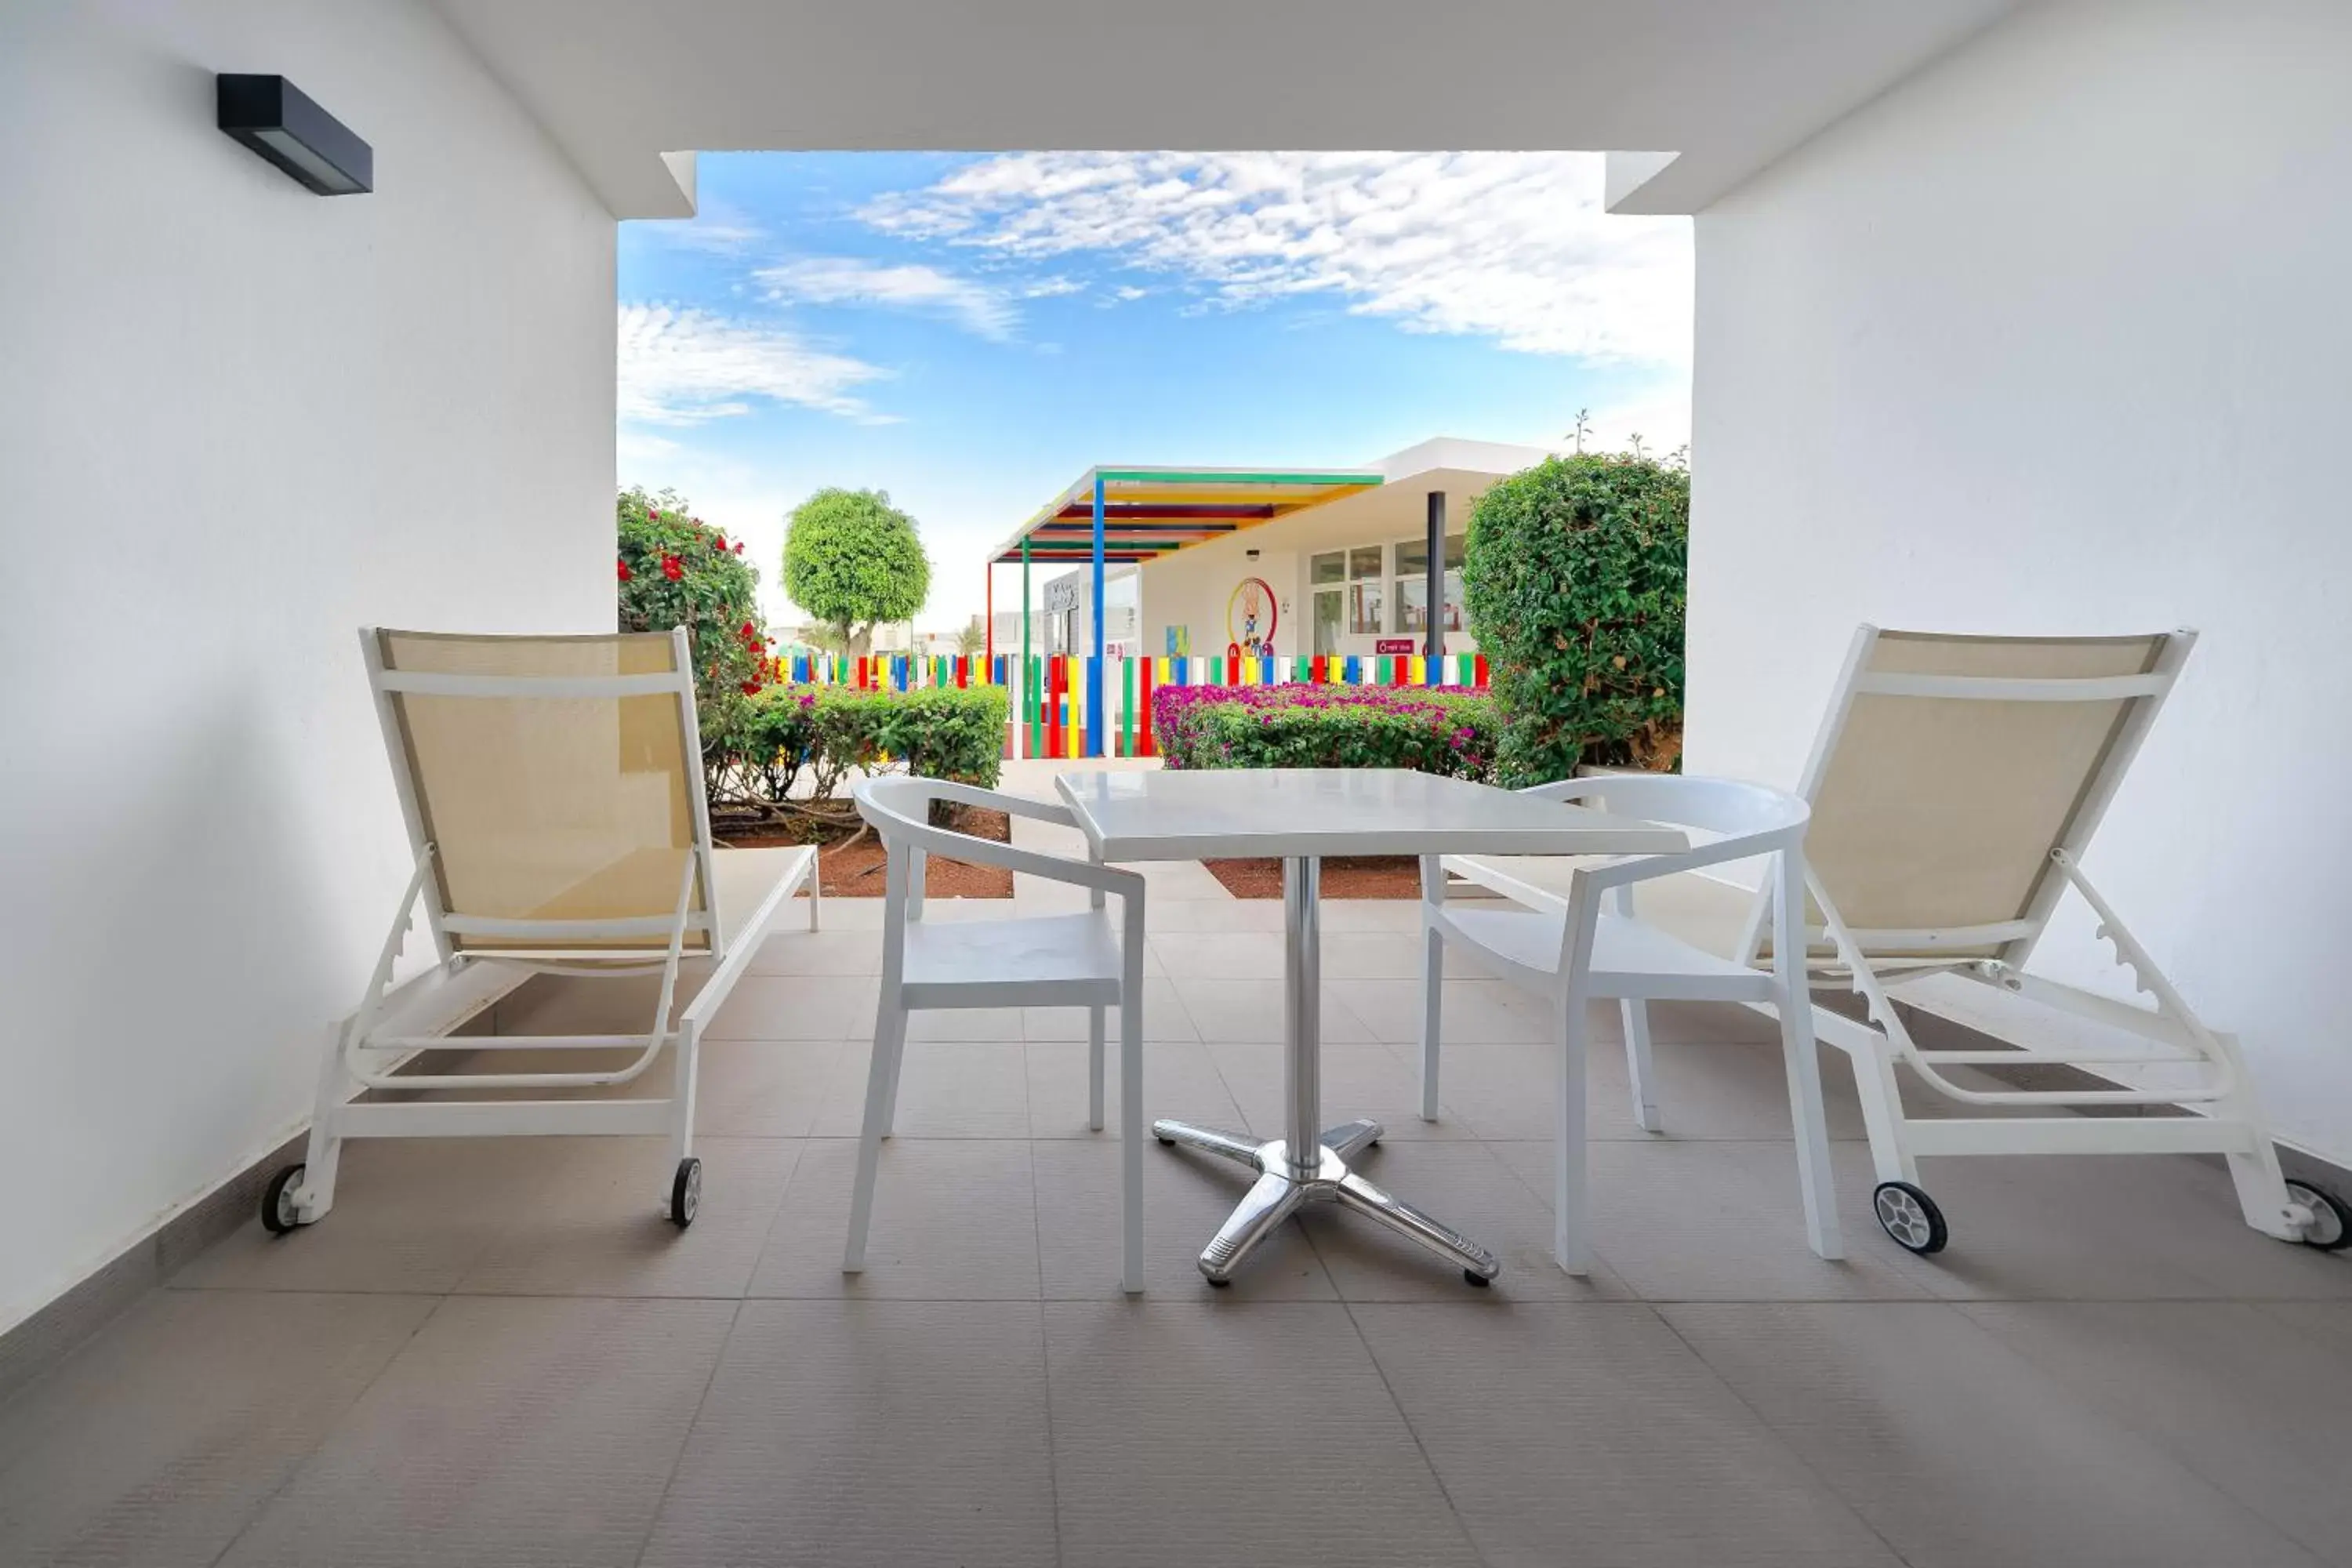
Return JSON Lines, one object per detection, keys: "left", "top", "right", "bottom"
{"left": 1283, "top": 855, "right": 1323, "bottom": 1178}
{"left": 1089, "top": 472, "right": 1106, "bottom": 757}
{"left": 1425, "top": 488, "right": 1444, "bottom": 681}
{"left": 984, "top": 562, "right": 994, "bottom": 668}
{"left": 1020, "top": 538, "right": 1032, "bottom": 760}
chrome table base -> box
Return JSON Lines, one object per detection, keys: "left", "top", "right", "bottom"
{"left": 1154, "top": 855, "right": 1501, "bottom": 1287}
{"left": 1152, "top": 1116, "right": 1501, "bottom": 1284}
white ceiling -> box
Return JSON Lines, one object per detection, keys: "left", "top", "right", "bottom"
{"left": 428, "top": 0, "right": 2025, "bottom": 217}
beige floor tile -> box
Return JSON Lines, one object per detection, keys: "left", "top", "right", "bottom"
{"left": 1317, "top": 931, "right": 1431, "bottom": 979}
{"left": 1353, "top": 1302, "right": 1899, "bottom": 1566}
{"left": 1349, "top": 978, "right": 1552, "bottom": 1044}
{"left": 0, "top": 1291, "right": 434, "bottom": 1568}
{"left": 1150, "top": 929, "right": 1290, "bottom": 980}
{"left": 1042, "top": 1301, "right": 1479, "bottom": 1566}
{"left": 1023, "top": 976, "right": 1200, "bottom": 1043}
{"left": 1301, "top": 1141, "right": 1634, "bottom": 1301}
{"left": 1145, "top": 897, "right": 1284, "bottom": 932}
{"left": 217, "top": 1296, "right": 735, "bottom": 1568}
{"left": 1025, "top": 1037, "right": 1247, "bottom": 1139}
{"left": 1490, "top": 1138, "right": 1934, "bottom": 1301}
{"left": 693, "top": 1038, "right": 844, "bottom": 1137}
{"left": 746, "top": 926, "right": 884, "bottom": 976}
{"left": 704, "top": 974, "right": 881, "bottom": 1040}
{"left": 1129, "top": 858, "right": 1230, "bottom": 898}
{"left": 171, "top": 1138, "right": 574, "bottom": 1295}
{"left": 1436, "top": 1036, "right": 1869, "bottom": 1143}
{"left": 1032, "top": 1138, "right": 1336, "bottom": 1300}
{"left": 1663, "top": 1301, "right": 2318, "bottom": 1568}
{"left": 1175, "top": 977, "right": 1377, "bottom": 1044}
{"left": 639, "top": 1300, "right": 1055, "bottom": 1568}
{"left": 803, "top": 894, "right": 887, "bottom": 928}
{"left": 1205, "top": 1040, "right": 1476, "bottom": 1142}
{"left": 453, "top": 1138, "right": 800, "bottom": 1298}
{"left": 898, "top": 1004, "right": 1026, "bottom": 1041}
{"left": 1888, "top": 1153, "right": 2352, "bottom": 1302}
{"left": 750, "top": 1138, "right": 1041, "bottom": 1299}
{"left": 1315, "top": 898, "right": 1426, "bottom": 931}
{"left": 1959, "top": 1300, "right": 2352, "bottom": 1564}
{"left": 813, "top": 1039, "right": 1031, "bottom": 1138}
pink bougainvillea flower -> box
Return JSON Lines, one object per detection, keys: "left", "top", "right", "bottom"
{"left": 616, "top": 558, "right": 631, "bottom": 583}
{"left": 661, "top": 554, "right": 684, "bottom": 581}
{"left": 732, "top": 542, "right": 744, "bottom": 554}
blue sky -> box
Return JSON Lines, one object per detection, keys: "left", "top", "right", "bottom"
{"left": 618, "top": 152, "right": 1691, "bottom": 630}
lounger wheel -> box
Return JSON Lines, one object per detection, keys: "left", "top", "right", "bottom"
{"left": 1463, "top": 1269, "right": 1490, "bottom": 1288}
{"left": 260, "top": 1163, "right": 307, "bottom": 1236}
{"left": 669, "top": 1157, "right": 702, "bottom": 1229}
{"left": 1872, "top": 1181, "right": 1948, "bottom": 1255}
{"left": 2285, "top": 1181, "right": 2350, "bottom": 1250}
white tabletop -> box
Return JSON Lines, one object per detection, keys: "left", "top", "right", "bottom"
{"left": 1054, "top": 768, "right": 1687, "bottom": 862}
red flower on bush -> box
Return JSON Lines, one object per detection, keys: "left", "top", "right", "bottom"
{"left": 661, "top": 554, "right": 684, "bottom": 581}
{"left": 713, "top": 533, "right": 728, "bottom": 551}
{"left": 732, "top": 542, "right": 744, "bottom": 554}
{"left": 739, "top": 679, "right": 762, "bottom": 695}
{"left": 740, "top": 622, "right": 757, "bottom": 639}
{"left": 616, "top": 558, "right": 631, "bottom": 583}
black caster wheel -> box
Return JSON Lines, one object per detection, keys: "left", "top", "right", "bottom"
{"left": 1204, "top": 1275, "right": 1232, "bottom": 1288}
{"left": 2285, "top": 1181, "right": 2350, "bottom": 1250}
{"left": 1873, "top": 1181, "right": 1948, "bottom": 1254}
{"left": 260, "top": 1163, "right": 307, "bottom": 1236}
{"left": 1155, "top": 1134, "right": 1176, "bottom": 1146}
{"left": 1463, "top": 1269, "right": 1492, "bottom": 1288}
{"left": 670, "top": 1157, "right": 702, "bottom": 1229}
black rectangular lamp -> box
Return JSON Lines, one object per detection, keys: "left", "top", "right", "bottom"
{"left": 216, "top": 74, "right": 372, "bottom": 195}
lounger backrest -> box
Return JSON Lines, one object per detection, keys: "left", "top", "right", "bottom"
{"left": 1790, "top": 626, "right": 2187, "bottom": 965}
{"left": 365, "top": 627, "right": 720, "bottom": 959}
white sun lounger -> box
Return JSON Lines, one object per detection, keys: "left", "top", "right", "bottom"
{"left": 260, "top": 627, "right": 816, "bottom": 1235}
{"left": 1446, "top": 626, "right": 2347, "bottom": 1256}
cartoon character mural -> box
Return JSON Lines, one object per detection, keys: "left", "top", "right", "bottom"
{"left": 1225, "top": 577, "right": 1278, "bottom": 659}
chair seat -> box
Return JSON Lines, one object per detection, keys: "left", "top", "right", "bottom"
{"left": 902, "top": 910, "right": 1124, "bottom": 1007}
{"left": 1446, "top": 858, "right": 1762, "bottom": 963}
{"left": 1439, "top": 901, "right": 1773, "bottom": 1003}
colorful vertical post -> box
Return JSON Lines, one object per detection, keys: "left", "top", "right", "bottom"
{"left": 1087, "top": 471, "right": 1105, "bottom": 757}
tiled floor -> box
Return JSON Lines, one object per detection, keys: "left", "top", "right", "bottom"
{"left": 6, "top": 862, "right": 2350, "bottom": 1565}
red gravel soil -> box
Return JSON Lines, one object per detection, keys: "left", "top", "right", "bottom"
{"left": 1204, "top": 855, "right": 1423, "bottom": 899}
{"left": 718, "top": 806, "right": 1014, "bottom": 898}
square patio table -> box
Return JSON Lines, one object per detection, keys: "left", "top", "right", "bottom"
{"left": 1055, "top": 767, "right": 1687, "bottom": 1286}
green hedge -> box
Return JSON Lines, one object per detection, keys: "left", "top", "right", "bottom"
{"left": 1464, "top": 453, "right": 1687, "bottom": 785}
{"left": 1152, "top": 684, "right": 1499, "bottom": 779}
{"left": 730, "top": 683, "right": 1007, "bottom": 802}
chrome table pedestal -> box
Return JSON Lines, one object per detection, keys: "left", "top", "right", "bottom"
{"left": 1152, "top": 858, "right": 1501, "bottom": 1287}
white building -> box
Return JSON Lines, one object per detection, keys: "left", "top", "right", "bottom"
{"left": 1007, "top": 439, "right": 1554, "bottom": 664}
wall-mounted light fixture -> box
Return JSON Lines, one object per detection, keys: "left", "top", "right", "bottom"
{"left": 216, "top": 74, "right": 372, "bottom": 194}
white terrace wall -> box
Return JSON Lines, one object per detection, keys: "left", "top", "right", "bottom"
{"left": 1683, "top": 0, "right": 2352, "bottom": 1160}
{"left": 0, "top": 2, "right": 615, "bottom": 1329}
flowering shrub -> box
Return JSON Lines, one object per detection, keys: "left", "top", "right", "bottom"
{"left": 730, "top": 683, "right": 1007, "bottom": 804}
{"left": 1152, "top": 684, "right": 1499, "bottom": 780}
{"left": 617, "top": 487, "right": 770, "bottom": 786}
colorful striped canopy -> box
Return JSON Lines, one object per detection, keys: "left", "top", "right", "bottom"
{"left": 991, "top": 466, "right": 1383, "bottom": 565}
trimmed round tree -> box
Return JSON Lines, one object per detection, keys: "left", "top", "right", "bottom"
{"left": 1463, "top": 453, "right": 1689, "bottom": 786}
{"left": 782, "top": 488, "right": 931, "bottom": 656}
{"left": 616, "top": 486, "right": 771, "bottom": 779}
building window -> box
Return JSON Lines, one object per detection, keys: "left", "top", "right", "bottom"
{"left": 1309, "top": 550, "right": 1345, "bottom": 655}
{"left": 1393, "top": 533, "right": 1466, "bottom": 634}
{"left": 1347, "top": 546, "right": 1385, "bottom": 635}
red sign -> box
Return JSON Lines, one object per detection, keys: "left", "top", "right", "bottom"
{"left": 1374, "top": 638, "right": 1417, "bottom": 655}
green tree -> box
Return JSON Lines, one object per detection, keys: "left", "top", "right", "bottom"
{"left": 953, "top": 617, "right": 987, "bottom": 657}
{"left": 1464, "top": 452, "right": 1689, "bottom": 784}
{"left": 782, "top": 488, "right": 931, "bottom": 656}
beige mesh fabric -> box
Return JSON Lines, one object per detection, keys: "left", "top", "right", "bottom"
{"left": 376, "top": 630, "right": 710, "bottom": 955}
{"left": 1803, "top": 630, "right": 2166, "bottom": 957}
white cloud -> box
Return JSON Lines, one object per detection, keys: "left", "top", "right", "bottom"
{"left": 1021, "top": 275, "right": 1086, "bottom": 299}
{"left": 616, "top": 304, "right": 895, "bottom": 426}
{"left": 756, "top": 256, "right": 1020, "bottom": 341}
{"left": 642, "top": 197, "right": 764, "bottom": 256}
{"left": 862, "top": 152, "right": 1690, "bottom": 365}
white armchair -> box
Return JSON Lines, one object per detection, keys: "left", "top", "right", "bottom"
{"left": 843, "top": 775, "right": 1150, "bottom": 1293}
{"left": 1421, "top": 774, "right": 1842, "bottom": 1272}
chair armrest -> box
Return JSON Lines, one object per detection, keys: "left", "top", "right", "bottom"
{"left": 918, "top": 779, "right": 1079, "bottom": 830}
